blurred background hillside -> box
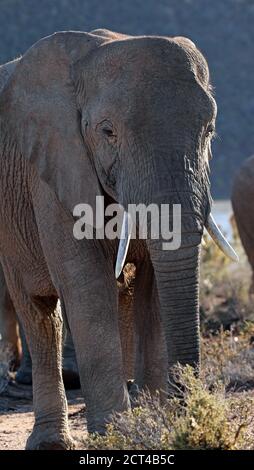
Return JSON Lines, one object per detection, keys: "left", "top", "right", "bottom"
{"left": 0, "top": 0, "right": 253, "bottom": 199}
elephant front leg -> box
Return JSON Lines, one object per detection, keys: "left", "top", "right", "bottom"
{"left": 61, "top": 259, "right": 130, "bottom": 434}
{"left": 134, "top": 260, "right": 168, "bottom": 396}
{"left": 16, "top": 322, "right": 80, "bottom": 389}
{"left": 24, "top": 298, "right": 75, "bottom": 450}
{"left": 32, "top": 190, "right": 130, "bottom": 434}
{"left": 25, "top": 304, "right": 75, "bottom": 450}
{"left": 1, "top": 263, "right": 74, "bottom": 450}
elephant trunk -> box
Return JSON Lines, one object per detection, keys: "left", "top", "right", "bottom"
{"left": 114, "top": 146, "right": 238, "bottom": 378}
{"left": 114, "top": 189, "right": 237, "bottom": 379}
{"left": 117, "top": 183, "right": 204, "bottom": 375}
{"left": 147, "top": 238, "right": 201, "bottom": 372}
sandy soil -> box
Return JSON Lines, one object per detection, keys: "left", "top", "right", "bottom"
{"left": 0, "top": 383, "right": 86, "bottom": 450}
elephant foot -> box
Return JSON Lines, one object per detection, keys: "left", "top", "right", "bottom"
{"left": 15, "top": 365, "right": 32, "bottom": 385}
{"left": 26, "top": 427, "right": 76, "bottom": 450}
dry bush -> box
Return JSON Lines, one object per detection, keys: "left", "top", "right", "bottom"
{"left": 200, "top": 232, "right": 254, "bottom": 333}
{"left": 202, "top": 323, "right": 254, "bottom": 391}
{"left": 85, "top": 229, "right": 254, "bottom": 451}
{"left": 85, "top": 366, "right": 254, "bottom": 450}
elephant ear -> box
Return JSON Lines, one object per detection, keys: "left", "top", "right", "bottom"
{"left": 0, "top": 31, "right": 108, "bottom": 222}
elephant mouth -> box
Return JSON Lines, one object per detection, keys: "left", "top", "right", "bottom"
{"left": 115, "top": 210, "right": 238, "bottom": 279}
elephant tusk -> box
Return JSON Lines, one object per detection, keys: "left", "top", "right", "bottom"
{"left": 115, "top": 212, "right": 133, "bottom": 279}
{"left": 205, "top": 213, "right": 239, "bottom": 262}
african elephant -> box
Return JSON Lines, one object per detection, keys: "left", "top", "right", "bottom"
{"left": 232, "top": 155, "right": 254, "bottom": 295}
{"left": 0, "top": 29, "right": 237, "bottom": 449}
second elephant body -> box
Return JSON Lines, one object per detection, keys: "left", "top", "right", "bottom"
{"left": 232, "top": 155, "right": 254, "bottom": 295}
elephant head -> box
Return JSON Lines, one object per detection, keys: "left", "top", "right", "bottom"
{"left": 0, "top": 29, "right": 237, "bottom": 379}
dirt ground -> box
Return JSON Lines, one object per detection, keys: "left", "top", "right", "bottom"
{"left": 0, "top": 382, "right": 86, "bottom": 450}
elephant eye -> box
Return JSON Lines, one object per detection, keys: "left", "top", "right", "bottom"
{"left": 99, "top": 120, "right": 117, "bottom": 144}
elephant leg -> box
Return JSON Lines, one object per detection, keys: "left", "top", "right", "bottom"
{"left": 32, "top": 187, "right": 130, "bottom": 434}
{"left": 1, "top": 262, "right": 74, "bottom": 450}
{"left": 16, "top": 318, "right": 80, "bottom": 388}
{"left": 15, "top": 321, "right": 32, "bottom": 384}
{"left": 0, "top": 264, "right": 21, "bottom": 368}
{"left": 134, "top": 259, "right": 168, "bottom": 396}
{"left": 61, "top": 260, "right": 130, "bottom": 433}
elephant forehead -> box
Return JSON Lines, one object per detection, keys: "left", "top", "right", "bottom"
{"left": 86, "top": 37, "right": 211, "bottom": 103}
{"left": 91, "top": 37, "right": 198, "bottom": 81}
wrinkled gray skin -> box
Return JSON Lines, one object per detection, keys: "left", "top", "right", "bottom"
{"left": 0, "top": 247, "right": 133, "bottom": 387}
{"left": 232, "top": 155, "right": 254, "bottom": 296}
{"left": 0, "top": 29, "right": 216, "bottom": 449}
{"left": 0, "top": 262, "right": 80, "bottom": 387}
{"left": 0, "top": 62, "right": 79, "bottom": 388}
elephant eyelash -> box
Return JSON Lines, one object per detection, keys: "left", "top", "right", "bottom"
{"left": 102, "top": 128, "right": 117, "bottom": 144}
{"left": 102, "top": 128, "right": 114, "bottom": 137}
{"left": 97, "top": 120, "right": 117, "bottom": 142}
